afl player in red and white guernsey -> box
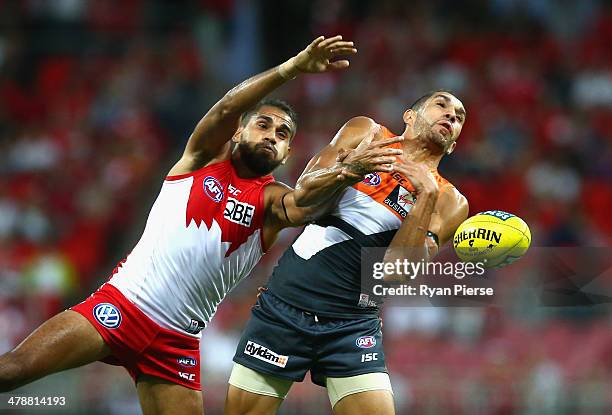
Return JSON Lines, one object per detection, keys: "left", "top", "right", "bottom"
{"left": 0, "top": 36, "right": 403, "bottom": 415}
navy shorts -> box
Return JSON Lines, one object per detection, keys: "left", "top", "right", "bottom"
{"left": 233, "top": 291, "right": 387, "bottom": 386}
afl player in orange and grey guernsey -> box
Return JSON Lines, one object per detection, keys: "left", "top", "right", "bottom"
{"left": 226, "top": 91, "right": 470, "bottom": 415}
{"left": 0, "top": 35, "right": 403, "bottom": 415}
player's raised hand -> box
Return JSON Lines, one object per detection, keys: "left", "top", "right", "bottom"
{"left": 337, "top": 127, "right": 403, "bottom": 180}
{"left": 393, "top": 160, "right": 439, "bottom": 196}
{"left": 279, "top": 35, "right": 357, "bottom": 78}
{"left": 296, "top": 35, "right": 357, "bottom": 73}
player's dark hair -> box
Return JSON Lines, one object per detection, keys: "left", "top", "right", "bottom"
{"left": 410, "top": 89, "right": 456, "bottom": 113}
{"left": 240, "top": 98, "right": 298, "bottom": 140}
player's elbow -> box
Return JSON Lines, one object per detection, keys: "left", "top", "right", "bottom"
{"left": 0, "top": 351, "right": 26, "bottom": 392}
{"left": 215, "top": 98, "right": 238, "bottom": 120}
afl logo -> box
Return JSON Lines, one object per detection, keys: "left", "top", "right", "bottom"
{"left": 93, "top": 303, "right": 122, "bottom": 329}
{"left": 203, "top": 176, "right": 224, "bottom": 202}
{"left": 362, "top": 173, "right": 381, "bottom": 186}
{"left": 177, "top": 357, "right": 198, "bottom": 367}
{"left": 356, "top": 335, "right": 376, "bottom": 348}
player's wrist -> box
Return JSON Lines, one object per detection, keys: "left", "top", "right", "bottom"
{"left": 336, "top": 162, "right": 365, "bottom": 184}
{"left": 278, "top": 57, "right": 299, "bottom": 80}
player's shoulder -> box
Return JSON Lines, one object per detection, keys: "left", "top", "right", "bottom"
{"left": 332, "top": 116, "right": 389, "bottom": 148}
{"left": 345, "top": 117, "right": 397, "bottom": 138}
{"left": 343, "top": 116, "right": 377, "bottom": 130}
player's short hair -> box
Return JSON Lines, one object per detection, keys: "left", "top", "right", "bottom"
{"left": 410, "top": 89, "right": 456, "bottom": 113}
{"left": 240, "top": 98, "right": 298, "bottom": 140}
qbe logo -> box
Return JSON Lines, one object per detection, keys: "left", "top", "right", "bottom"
{"left": 362, "top": 173, "right": 381, "bottom": 186}
{"left": 356, "top": 335, "right": 376, "bottom": 349}
{"left": 203, "top": 176, "right": 224, "bottom": 202}
{"left": 93, "top": 303, "right": 122, "bottom": 329}
{"left": 224, "top": 197, "right": 255, "bottom": 227}
{"left": 244, "top": 341, "right": 288, "bottom": 368}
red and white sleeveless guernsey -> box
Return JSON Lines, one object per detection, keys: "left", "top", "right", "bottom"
{"left": 107, "top": 159, "right": 273, "bottom": 337}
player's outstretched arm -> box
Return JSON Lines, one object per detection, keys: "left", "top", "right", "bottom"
{"left": 291, "top": 117, "right": 404, "bottom": 208}
{"left": 262, "top": 117, "right": 404, "bottom": 247}
{"left": 382, "top": 163, "right": 468, "bottom": 282}
{"left": 170, "top": 35, "right": 357, "bottom": 175}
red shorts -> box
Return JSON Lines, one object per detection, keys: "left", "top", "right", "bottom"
{"left": 70, "top": 283, "right": 201, "bottom": 390}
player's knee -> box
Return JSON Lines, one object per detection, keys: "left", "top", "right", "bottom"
{"left": 0, "top": 351, "right": 27, "bottom": 392}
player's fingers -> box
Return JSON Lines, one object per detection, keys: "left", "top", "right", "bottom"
{"left": 311, "top": 36, "right": 325, "bottom": 48}
{"left": 328, "top": 60, "right": 350, "bottom": 70}
{"left": 370, "top": 148, "right": 403, "bottom": 157}
{"left": 391, "top": 164, "right": 410, "bottom": 176}
{"left": 336, "top": 148, "right": 350, "bottom": 162}
{"left": 318, "top": 35, "right": 343, "bottom": 48}
{"left": 373, "top": 156, "right": 398, "bottom": 165}
{"left": 326, "top": 41, "right": 355, "bottom": 50}
{"left": 372, "top": 135, "right": 404, "bottom": 147}
{"left": 330, "top": 47, "right": 358, "bottom": 56}
{"left": 376, "top": 164, "right": 394, "bottom": 172}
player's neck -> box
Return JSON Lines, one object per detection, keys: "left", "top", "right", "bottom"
{"left": 230, "top": 152, "right": 259, "bottom": 178}
{"left": 400, "top": 134, "right": 443, "bottom": 170}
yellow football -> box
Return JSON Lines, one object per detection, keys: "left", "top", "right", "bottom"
{"left": 453, "top": 210, "right": 531, "bottom": 268}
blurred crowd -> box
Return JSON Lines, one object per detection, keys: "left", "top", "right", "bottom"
{"left": 1, "top": 1, "right": 611, "bottom": 414}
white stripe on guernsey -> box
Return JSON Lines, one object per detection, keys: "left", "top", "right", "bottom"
{"left": 292, "top": 187, "right": 404, "bottom": 260}
{"left": 292, "top": 224, "right": 352, "bottom": 260}
{"left": 107, "top": 177, "right": 265, "bottom": 338}
{"left": 332, "top": 187, "right": 402, "bottom": 234}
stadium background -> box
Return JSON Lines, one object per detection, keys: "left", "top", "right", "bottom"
{"left": 1, "top": 0, "right": 611, "bottom": 414}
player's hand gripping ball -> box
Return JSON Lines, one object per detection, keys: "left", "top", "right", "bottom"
{"left": 453, "top": 210, "right": 531, "bottom": 268}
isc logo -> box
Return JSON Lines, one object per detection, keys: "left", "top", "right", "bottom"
{"left": 224, "top": 197, "right": 255, "bottom": 227}
{"left": 361, "top": 352, "right": 378, "bottom": 362}
{"left": 178, "top": 372, "right": 195, "bottom": 381}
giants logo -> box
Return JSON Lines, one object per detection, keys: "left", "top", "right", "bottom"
{"left": 224, "top": 197, "right": 255, "bottom": 227}
{"left": 203, "top": 176, "right": 224, "bottom": 202}
{"left": 362, "top": 173, "right": 381, "bottom": 186}
{"left": 244, "top": 341, "right": 288, "bottom": 368}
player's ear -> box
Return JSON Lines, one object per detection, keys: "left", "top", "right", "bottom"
{"left": 403, "top": 109, "right": 415, "bottom": 126}
{"left": 446, "top": 141, "right": 457, "bottom": 155}
{"left": 231, "top": 126, "right": 244, "bottom": 144}
{"left": 281, "top": 146, "right": 292, "bottom": 165}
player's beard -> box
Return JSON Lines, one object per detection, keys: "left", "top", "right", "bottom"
{"left": 238, "top": 141, "right": 283, "bottom": 176}
{"left": 413, "top": 113, "right": 451, "bottom": 153}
